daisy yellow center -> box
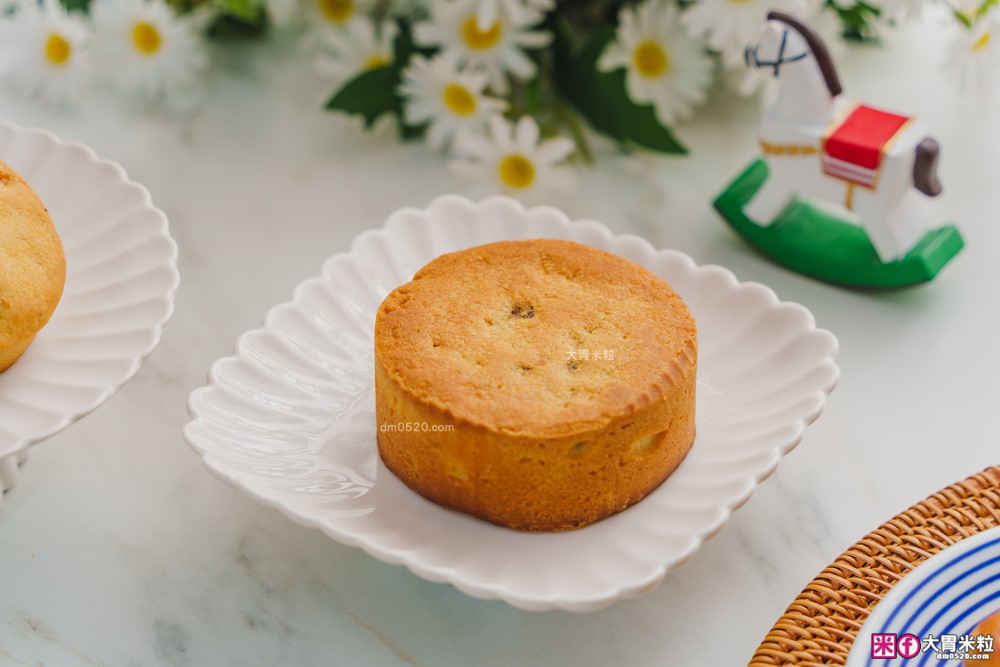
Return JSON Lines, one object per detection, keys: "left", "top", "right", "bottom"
{"left": 498, "top": 154, "right": 535, "bottom": 189}
{"left": 363, "top": 54, "right": 389, "bottom": 70}
{"left": 462, "top": 17, "right": 502, "bottom": 51}
{"left": 319, "top": 0, "right": 355, "bottom": 24}
{"left": 44, "top": 33, "right": 72, "bottom": 66}
{"left": 974, "top": 30, "right": 992, "bottom": 52}
{"left": 442, "top": 83, "right": 477, "bottom": 116}
{"left": 132, "top": 21, "right": 163, "bottom": 55}
{"left": 633, "top": 40, "right": 669, "bottom": 78}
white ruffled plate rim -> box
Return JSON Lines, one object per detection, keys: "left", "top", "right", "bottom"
{"left": 185, "top": 194, "right": 839, "bottom": 612}
{"left": 0, "top": 119, "right": 180, "bottom": 462}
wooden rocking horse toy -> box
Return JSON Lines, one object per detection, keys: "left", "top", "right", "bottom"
{"left": 713, "top": 11, "right": 964, "bottom": 288}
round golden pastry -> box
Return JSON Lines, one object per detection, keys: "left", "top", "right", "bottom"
{"left": 967, "top": 611, "right": 1000, "bottom": 666}
{"left": 374, "top": 238, "right": 697, "bottom": 532}
{"left": 0, "top": 160, "right": 66, "bottom": 372}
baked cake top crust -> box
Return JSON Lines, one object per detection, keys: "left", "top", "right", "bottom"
{"left": 375, "top": 239, "right": 696, "bottom": 438}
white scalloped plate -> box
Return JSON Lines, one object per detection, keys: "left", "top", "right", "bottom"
{"left": 0, "top": 120, "right": 179, "bottom": 496}
{"left": 184, "top": 196, "right": 839, "bottom": 612}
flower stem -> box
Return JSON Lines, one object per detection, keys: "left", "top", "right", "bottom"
{"left": 554, "top": 100, "right": 595, "bottom": 165}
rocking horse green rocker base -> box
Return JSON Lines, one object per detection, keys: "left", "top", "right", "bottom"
{"left": 713, "top": 160, "right": 965, "bottom": 290}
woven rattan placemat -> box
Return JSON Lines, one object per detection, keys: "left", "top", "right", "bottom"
{"left": 749, "top": 466, "right": 1000, "bottom": 666}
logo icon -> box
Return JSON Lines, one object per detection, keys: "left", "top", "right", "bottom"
{"left": 872, "top": 633, "right": 897, "bottom": 659}
{"left": 897, "top": 634, "right": 921, "bottom": 659}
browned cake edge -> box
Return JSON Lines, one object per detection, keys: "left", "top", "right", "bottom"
{"left": 375, "top": 354, "right": 696, "bottom": 531}
{"left": 0, "top": 160, "right": 66, "bottom": 372}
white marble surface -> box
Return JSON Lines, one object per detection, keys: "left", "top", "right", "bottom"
{"left": 0, "top": 12, "right": 997, "bottom": 667}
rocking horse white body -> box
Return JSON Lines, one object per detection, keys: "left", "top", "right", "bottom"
{"left": 744, "top": 12, "right": 942, "bottom": 263}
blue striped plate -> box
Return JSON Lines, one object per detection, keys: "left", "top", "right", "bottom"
{"left": 847, "top": 526, "right": 1000, "bottom": 666}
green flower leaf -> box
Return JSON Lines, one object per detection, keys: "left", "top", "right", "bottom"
{"left": 826, "top": 0, "right": 881, "bottom": 40}
{"left": 979, "top": 0, "right": 999, "bottom": 15}
{"left": 206, "top": 14, "right": 268, "bottom": 39}
{"left": 325, "top": 22, "right": 425, "bottom": 137}
{"left": 325, "top": 65, "right": 403, "bottom": 129}
{"left": 218, "top": 0, "right": 261, "bottom": 23}
{"left": 555, "top": 25, "right": 687, "bottom": 155}
{"left": 59, "top": 0, "right": 91, "bottom": 12}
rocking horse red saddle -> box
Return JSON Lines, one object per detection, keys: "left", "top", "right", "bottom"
{"left": 823, "top": 105, "right": 912, "bottom": 188}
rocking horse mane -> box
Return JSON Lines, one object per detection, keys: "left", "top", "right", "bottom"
{"left": 766, "top": 11, "right": 843, "bottom": 98}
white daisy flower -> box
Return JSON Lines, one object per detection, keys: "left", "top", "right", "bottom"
{"left": 598, "top": 0, "right": 713, "bottom": 126}
{"left": 316, "top": 17, "right": 396, "bottom": 86}
{"left": 400, "top": 52, "right": 507, "bottom": 150}
{"left": 944, "top": 8, "right": 1000, "bottom": 94}
{"left": 451, "top": 115, "right": 576, "bottom": 202}
{"left": 266, "top": 0, "right": 299, "bottom": 27}
{"left": 473, "top": 0, "right": 553, "bottom": 30}
{"left": 413, "top": 0, "right": 551, "bottom": 94}
{"left": 90, "top": 0, "right": 209, "bottom": 105}
{"left": 0, "top": 0, "right": 90, "bottom": 105}
{"left": 305, "top": 0, "right": 374, "bottom": 33}
{"left": 682, "top": 0, "right": 803, "bottom": 66}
